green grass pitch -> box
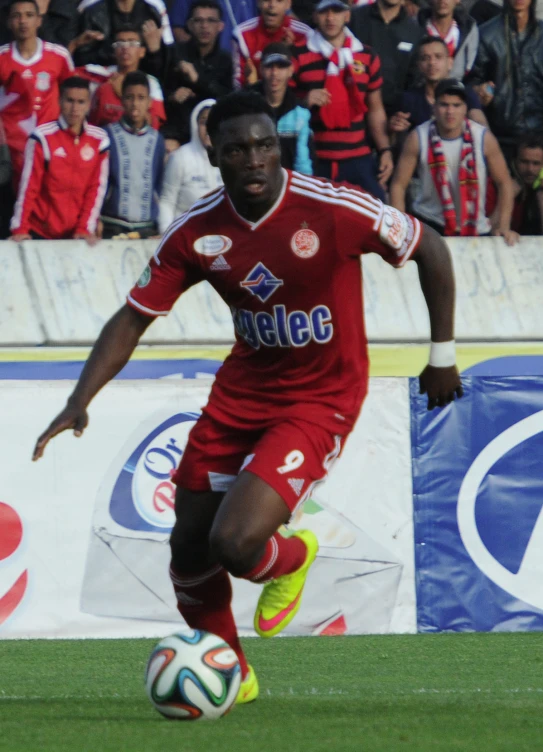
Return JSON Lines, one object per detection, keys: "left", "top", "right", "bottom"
{"left": 1, "top": 634, "right": 542, "bottom": 752}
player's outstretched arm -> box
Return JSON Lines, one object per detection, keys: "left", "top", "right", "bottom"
{"left": 413, "top": 224, "right": 464, "bottom": 410}
{"left": 32, "top": 304, "right": 153, "bottom": 461}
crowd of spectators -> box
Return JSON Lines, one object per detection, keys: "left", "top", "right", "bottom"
{"left": 0, "top": 0, "right": 542, "bottom": 243}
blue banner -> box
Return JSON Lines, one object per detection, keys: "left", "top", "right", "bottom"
{"left": 0, "top": 359, "right": 222, "bottom": 380}
{"left": 411, "top": 376, "right": 543, "bottom": 632}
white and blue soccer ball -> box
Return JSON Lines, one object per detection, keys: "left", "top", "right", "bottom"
{"left": 145, "top": 630, "right": 241, "bottom": 720}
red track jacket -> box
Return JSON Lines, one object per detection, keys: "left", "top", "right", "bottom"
{"left": 11, "top": 117, "right": 109, "bottom": 239}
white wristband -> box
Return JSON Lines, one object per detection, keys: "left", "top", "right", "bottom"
{"left": 429, "top": 340, "right": 456, "bottom": 368}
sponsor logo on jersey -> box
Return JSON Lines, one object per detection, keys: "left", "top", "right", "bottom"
{"left": 53, "top": 146, "right": 67, "bottom": 158}
{"left": 80, "top": 144, "right": 95, "bottom": 161}
{"left": 291, "top": 226, "right": 320, "bottom": 259}
{"left": 287, "top": 478, "right": 304, "bottom": 497}
{"left": 35, "top": 71, "right": 51, "bottom": 91}
{"left": 136, "top": 265, "right": 151, "bottom": 288}
{"left": 22, "top": 69, "right": 33, "bottom": 79}
{"left": 209, "top": 254, "right": 231, "bottom": 271}
{"left": 193, "top": 235, "right": 233, "bottom": 256}
{"left": 378, "top": 206, "right": 409, "bottom": 253}
{"left": 240, "top": 262, "right": 283, "bottom": 302}
{"left": 231, "top": 304, "right": 333, "bottom": 350}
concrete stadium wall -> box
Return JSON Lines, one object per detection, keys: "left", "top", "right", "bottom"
{"left": 1, "top": 236, "right": 542, "bottom": 345}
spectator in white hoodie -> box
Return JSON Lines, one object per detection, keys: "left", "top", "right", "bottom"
{"left": 158, "top": 97, "right": 222, "bottom": 233}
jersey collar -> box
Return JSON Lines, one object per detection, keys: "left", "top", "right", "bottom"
{"left": 11, "top": 38, "right": 43, "bottom": 66}
{"left": 226, "top": 168, "right": 289, "bottom": 231}
{"left": 58, "top": 115, "right": 89, "bottom": 137}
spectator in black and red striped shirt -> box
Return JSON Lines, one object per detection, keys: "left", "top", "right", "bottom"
{"left": 292, "top": 0, "right": 393, "bottom": 200}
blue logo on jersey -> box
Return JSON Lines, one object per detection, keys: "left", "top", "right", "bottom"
{"left": 231, "top": 304, "right": 333, "bottom": 350}
{"left": 240, "top": 262, "right": 283, "bottom": 302}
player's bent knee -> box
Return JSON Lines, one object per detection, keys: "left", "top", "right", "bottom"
{"left": 209, "top": 525, "right": 261, "bottom": 576}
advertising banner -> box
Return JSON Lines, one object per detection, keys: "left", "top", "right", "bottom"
{"left": 412, "top": 376, "right": 543, "bottom": 632}
{"left": 0, "top": 378, "right": 415, "bottom": 639}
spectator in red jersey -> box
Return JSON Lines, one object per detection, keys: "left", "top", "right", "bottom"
{"left": 233, "top": 0, "right": 311, "bottom": 89}
{"left": 10, "top": 76, "right": 109, "bottom": 241}
{"left": 0, "top": 0, "right": 79, "bottom": 48}
{"left": 82, "top": 26, "right": 166, "bottom": 129}
{"left": 0, "top": 0, "right": 74, "bottom": 187}
{"left": 32, "top": 90, "right": 462, "bottom": 701}
{"left": 293, "top": 0, "right": 393, "bottom": 200}
{"left": 417, "top": 0, "right": 479, "bottom": 80}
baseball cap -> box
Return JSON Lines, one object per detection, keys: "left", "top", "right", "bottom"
{"left": 261, "top": 43, "right": 293, "bottom": 68}
{"left": 315, "top": 0, "right": 350, "bottom": 12}
{"left": 434, "top": 78, "right": 468, "bottom": 101}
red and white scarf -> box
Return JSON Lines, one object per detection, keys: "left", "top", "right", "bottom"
{"left": 426, "top": 19, "right": 460, "bottom": 58}
{"left": 428, "top": 118, "right": 479, "bottom": 236}
{"left": 307, "top": 28, "right": 367, "bottom": 129}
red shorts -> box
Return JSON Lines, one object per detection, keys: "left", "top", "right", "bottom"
{"left": 172, "top": 412, "right": 345, "bottom": 513}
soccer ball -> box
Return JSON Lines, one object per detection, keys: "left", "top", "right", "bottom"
{"left": 145, "top": 630, "right": 241, "bottom": 720}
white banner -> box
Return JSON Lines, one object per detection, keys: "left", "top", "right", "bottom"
{"left": 0, "top": 378, "right": 415, "bottom": 639}
{"left": 2, "top": 236, "right": 543, "bottom": 345}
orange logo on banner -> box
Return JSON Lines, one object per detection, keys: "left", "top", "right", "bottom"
{"left": 0, "top": 502, "right": 28, "bottom": 626}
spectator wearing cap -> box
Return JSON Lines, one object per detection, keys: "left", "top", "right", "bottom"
{"left": 348, "top": 0, "right": 423, "bottom": 116}
{"left": 468, "top": 0, "right": 543, "bottom": 164}
{"left": 162, "top": 0, "right": 233, "bottom": 150}
{"left": 233, "top": 0, "right": 311, "bottom": 89}
{"left": 417, "top": 0, "right": 479, "bottom": 80}
{"left": 390, "top": 78, "right": 518, "bottom": 243}
{"left": 79, "top": 26, "right": 166, "bottom": 130}
{"left": 101, "top": 71, "right": 164, "bottom": 238}
{"left": 389, "top": 36, "right": 486, "bottom": 139}
{"left": 293, "top": 0, "right": 392, "bottom": 199}
{"left": 252, "top": 42, "right": 312, "bottom": 173}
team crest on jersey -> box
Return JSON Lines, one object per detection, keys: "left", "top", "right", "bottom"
{"left": 136, "top": 265, "right": 151, "bottom": 288}
{"left": 36, "top": 71, "right": 51, "bottom": 91}
{"left": 351, "top": 60, "right": 365, "bottom": 75}
{"left": 80, "top": 144, "right": 95, "bottom": 161}
{"left": 240, "top": 262, "right": 283, "bottom": 302}
{"left": 291, "top": 224, "right": 319, "bottom": 259}
{"left": 193, "top": 235, "right": 233, "bottom": 256}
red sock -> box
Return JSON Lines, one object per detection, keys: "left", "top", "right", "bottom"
{"left": 241, "top": 532, "right": 307, "bottom": 583}
{"left": 169, "top": 563, "right": 249, "bottom": 679}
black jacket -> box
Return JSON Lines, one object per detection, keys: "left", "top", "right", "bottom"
{"left": 468, "top": 9, "right": 543, "bottom": 144}
{"left": 349, "top": 4, "right": 424, "bottom": 114}
{"left": 73, "top": 0, "right": 172, "bottom": 67}
{"left": 161, "top": 38, "right": 233, "bottom": 142}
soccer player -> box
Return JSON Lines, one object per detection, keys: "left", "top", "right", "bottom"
{"left": 10, "top": 76, "right": 109, "bottom": 241}
{"left": 32, "top": 90, "right": 462, "bottom": 704}
{"left": 0, "top": 0, "right": 74, "bottom": 186}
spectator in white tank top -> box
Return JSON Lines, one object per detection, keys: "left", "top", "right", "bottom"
{"left": 390, "top": 78, "right": 518, "bottom": 245}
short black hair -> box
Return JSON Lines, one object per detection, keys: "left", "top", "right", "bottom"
{"left": 115, "top": 24, "right": 143, "bottom": 40}
{"left": 122, "top": 70, "right": 149, "bottom": 94}
{"left": 417, "top": 35, "right": 450, "bottom": 58}
{"left": 206, "top": 91, "right": 276, "bottom": 144}
{"left": 8, "top": 0, "right": 39, "bottom": 14}
{"left": 516, "top": 133, "right": 543, "bottom": 155}
{"left": 60, "top": 76, "right": 90, "bottom": 94}
{"left": 188, "top": 0, "right": 223, "bottom": 20}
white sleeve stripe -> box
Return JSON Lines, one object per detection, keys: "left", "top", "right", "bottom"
{"left": 396, "top": 217, "right": 421, "bottom": 267}
{"left": 289, "top": 184, "right": 381, "bottom": 221}
{"left": 127, "top": 294, "right": 169, "bottom": 316}
{"left": 291, "top": 172, "right": 383, "bottom": 211}
{"left": 153, "top": 193, "right": 225, "bottom": 264}
{"left": 86, "top": 154, "right": 109, "bottom": 232}
{"left": 290, "top": 179, "right": 382, "bottom": 218}
{"left": 11, "top": 138, "right": 37, "bottom": 230}
{"left": 232, "top": 28, "right": 250, "bottom": 59}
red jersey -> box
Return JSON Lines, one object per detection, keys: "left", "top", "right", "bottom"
{"left": 128, "top": 171, "right": 421, "bottom": 434}
{"left": 232, "top": 15, "right": 310, "bottom": 89}
{"left": 78, "top": 65, "right": 166, "bottom": 130}
{"left": 11, "top": 117, "right": 109, "bottom": 239}
{"left": 0, "top": 40, "right": 74, "bottom": 167}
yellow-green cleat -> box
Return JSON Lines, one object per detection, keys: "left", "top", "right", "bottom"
{"left": 236, "top": 664, "right": 259, "bottom": 704}
{"left": 254, "top": 530, "right": 318, "bottom": 639}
